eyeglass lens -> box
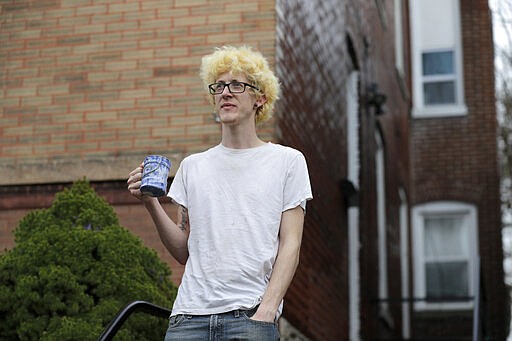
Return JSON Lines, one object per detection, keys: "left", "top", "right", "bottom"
{"left": 210, "top": 82, "right": 246, "bottom": 94}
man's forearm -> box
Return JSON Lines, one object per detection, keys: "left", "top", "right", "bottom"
{"left": 144, "top": 198, "right": 189, "bottom": 264}
{"left": 254, "top": 205, "right": 305, "bottom": 322}
{"left": 257, "top": 238, "right": 301, "bottom": 320}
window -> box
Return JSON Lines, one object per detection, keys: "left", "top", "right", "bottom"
{"left": 412, "top": 202, "right": 478, "bottom": 310}
{"left": 409, "top": 0, "right": 467, "bottom": 117}
{"left": 422, "top": 50, "right": 456, "bottom": 105}
{"left": 424, "top": 214, "right": 468, "bottom": 298}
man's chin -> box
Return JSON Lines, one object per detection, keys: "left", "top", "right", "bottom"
{"left": 218, "top": 113, "right": 238, "bottom": 125}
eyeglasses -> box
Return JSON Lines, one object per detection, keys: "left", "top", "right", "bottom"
{"left": 208, "top": 81, "right": 259, "bottom": 95}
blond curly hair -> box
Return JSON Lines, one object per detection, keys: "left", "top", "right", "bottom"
{"left": 200, "top": 45, "right": 280, "bottom": 124}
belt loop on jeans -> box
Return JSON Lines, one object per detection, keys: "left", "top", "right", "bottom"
{"left": 233, "top": 310, "right": 240, "bottom": 318}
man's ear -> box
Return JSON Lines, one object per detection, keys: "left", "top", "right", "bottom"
{"left": 256, "top": 94, "right": 267, "bottom": 108}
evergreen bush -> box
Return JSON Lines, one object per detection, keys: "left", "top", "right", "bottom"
{"left": 0, "top": 180, "right": 177, "bottom": 340}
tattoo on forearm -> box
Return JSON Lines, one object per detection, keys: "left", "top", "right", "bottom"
{"left": 179, "top": 206, "right": 188, "bottom": 231}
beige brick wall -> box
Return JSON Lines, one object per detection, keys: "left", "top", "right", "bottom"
{"left": 0, "top": 0, "right": 277, "bottom": 185}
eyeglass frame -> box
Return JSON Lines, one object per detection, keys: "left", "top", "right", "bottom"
{"left": 208, "top": 81, "right": 260, "bottom": 95}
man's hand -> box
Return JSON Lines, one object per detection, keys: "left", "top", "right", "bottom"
{"left": 250, "top": 306, "right": 276, "bottom": 323}
{"left": 127, "top": 162, "right": 152, "bottom": 201}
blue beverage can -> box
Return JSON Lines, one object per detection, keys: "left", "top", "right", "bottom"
{"left": 140, "top": 155, "right": 171, "bottom": 197}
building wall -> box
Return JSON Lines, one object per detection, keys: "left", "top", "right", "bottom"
{"left": 0, "top": 0, "right": 277, "bottom": 186}
{"left": 275, "top": 1, "right": 410, "bottom": 339}
{"left": 409, "top": 0, "right": 509, "bottom": 339}
{"left": 274, "top": 2, "right": 350, "bottom": 339}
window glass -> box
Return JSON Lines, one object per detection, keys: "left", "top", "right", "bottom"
{"left": 422, "top": 51, "right": 454, "bottom": 75}
{"left": 426, "top": 261, "right": 468, "bottom": 298}
{"left": 423, "top": 81, "right": 455, "bottom": 104}
{"left": 423, "top": 212, "right": 470, "bottom": 299}
{"left": 424, "top": 215, "right": 467, "bottom": 257}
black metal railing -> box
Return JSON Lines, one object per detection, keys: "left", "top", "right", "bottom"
{"left": 372, "top": 256, "right": 482, "bottom": 341}
{"left": 97, "top": 300, "right": 171, "bottom": 341}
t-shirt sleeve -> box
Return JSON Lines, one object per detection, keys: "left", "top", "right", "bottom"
{"left": 167, "top": 160, "right": 187, "bottom": 207}
{"left": 282, "top": 152, "right": 313, "bottom": 212}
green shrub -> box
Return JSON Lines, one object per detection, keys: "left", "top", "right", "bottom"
{"left": 0, "top": 180, "right": 177, "bottom": 340}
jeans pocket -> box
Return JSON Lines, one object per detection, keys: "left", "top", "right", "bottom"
{"left": 238, "top": 313, "right": 280, "bottom": 340}
{"left": 241, "top": 312, "right": 278, "bottom": 326}
{"left": 168, "top": 314, "right": 186, "bottom": 328}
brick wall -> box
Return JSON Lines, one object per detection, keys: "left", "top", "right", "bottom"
{"left": 0, "top": 208, "right": 25, "bottom": 251}
{"left": 0, "top": 0, "right": 277, "bottom": 185}
{"left": 275, "top": 0, "right": 410, "bottom": 340}
{"left": 275, "top": 1, "right": 350, "bottom": 338}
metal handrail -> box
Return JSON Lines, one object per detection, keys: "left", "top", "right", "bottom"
{"left": 97, "top": 300, "right": 171, "bottom": 341}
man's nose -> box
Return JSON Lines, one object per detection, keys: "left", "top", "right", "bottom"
{"left": 221, "top": 86, "right": 233, "bottom": 96}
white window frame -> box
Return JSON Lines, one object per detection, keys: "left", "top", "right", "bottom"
{"left": 399, "top": 188, "right": 410, "bottom": 338}
{"left": 412, "top": 201, "right": 478, "bottom": 311}
{"left": 376, "top": 132, "right": 391, "bottom": 322}
{"left": 409, "top": 0, "right": 467, "bottom": 118}
{"left": 394, "top": 0, "right": 404, "bottom": 76}
{"left": 347, "top": 71, "right": 361, "bottom": 341}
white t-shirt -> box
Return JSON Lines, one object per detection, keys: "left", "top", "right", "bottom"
{"left": 168, "top": 142, "right": 313, "bottom": 317}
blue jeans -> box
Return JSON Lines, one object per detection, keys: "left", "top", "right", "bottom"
{"left": 164, "top": 307, "right": 280, "bottom": 340}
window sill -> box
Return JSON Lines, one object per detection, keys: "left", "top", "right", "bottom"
{"left": 414, "top": 301, "right": 473, "bottom": 311}
{"left": 412, "top": 104, "right": 468, "bottom": 118}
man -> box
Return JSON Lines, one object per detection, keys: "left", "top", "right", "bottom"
{"left": 127, "top": 45, "right": 312, "bottom": 340}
